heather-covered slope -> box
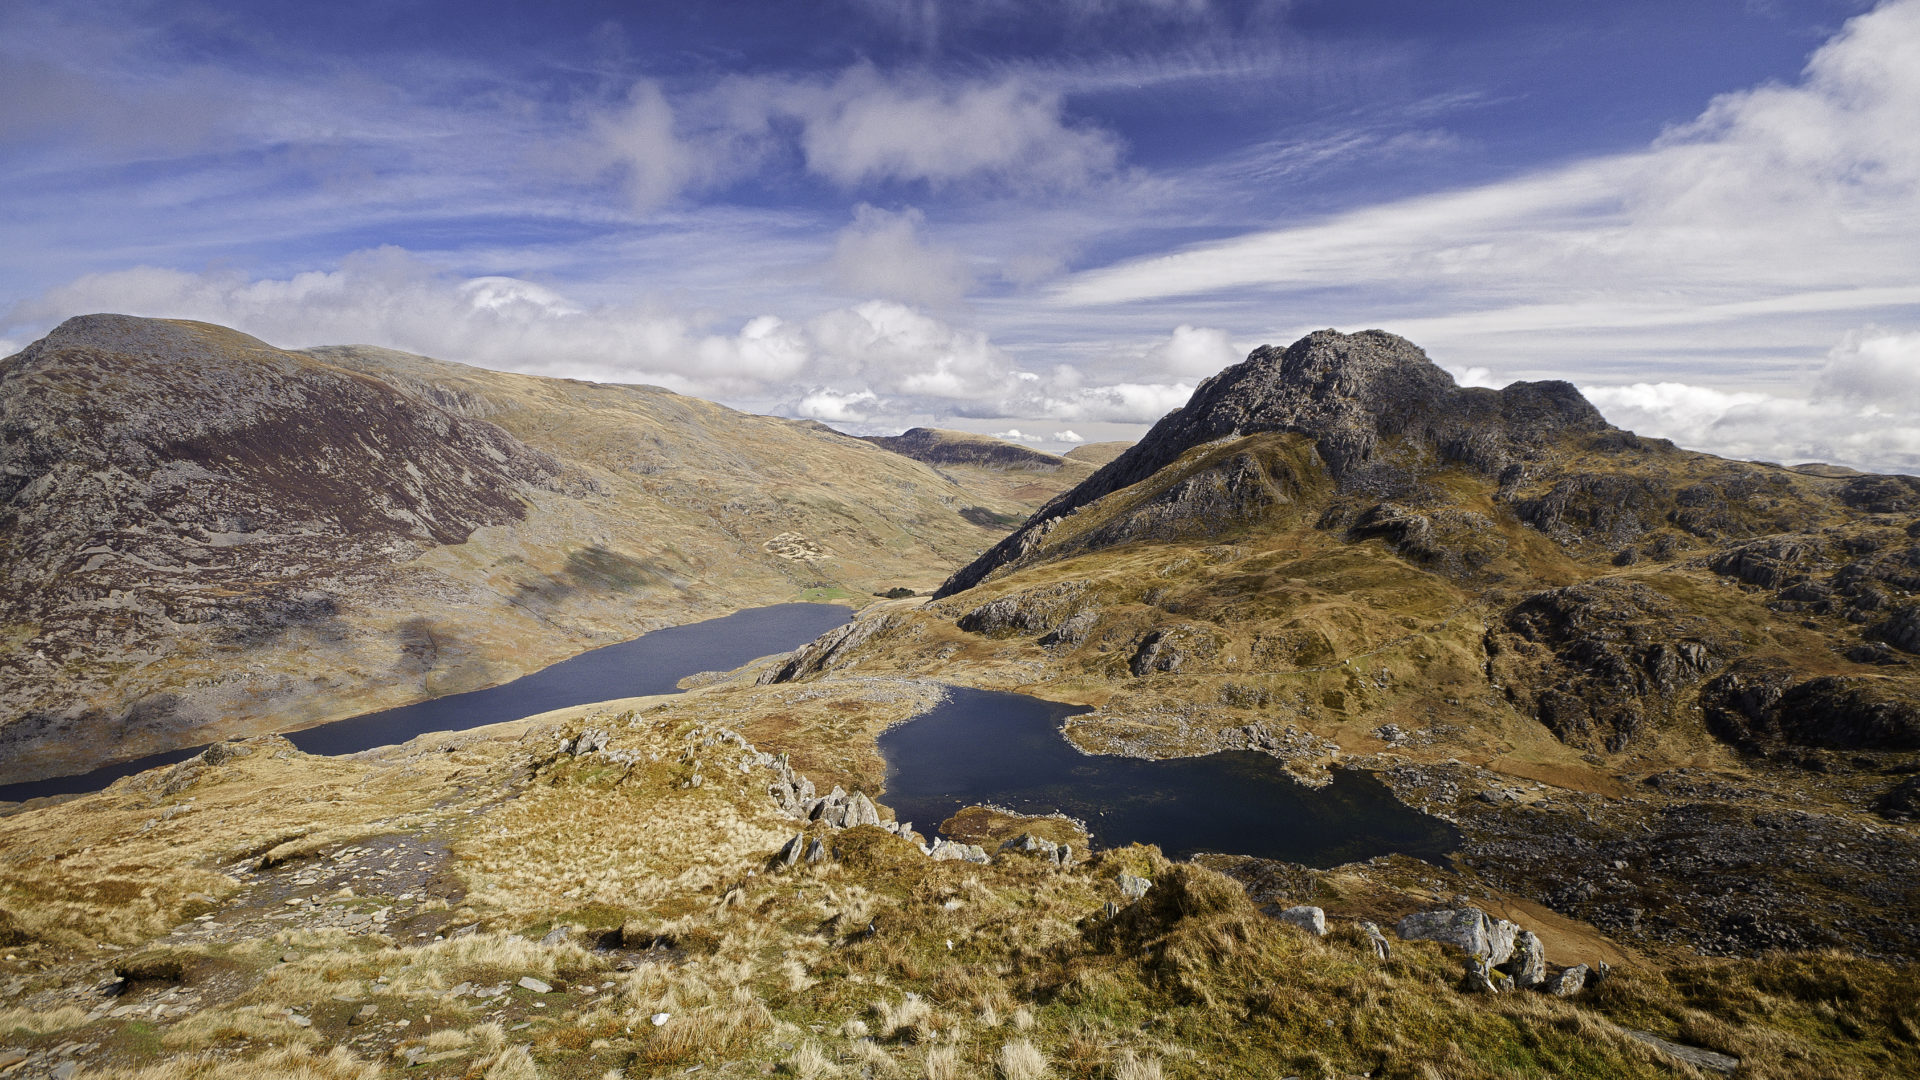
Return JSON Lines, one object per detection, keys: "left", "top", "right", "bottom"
{"left": 0, "top": 317, "right": 1037, "bottom": 783}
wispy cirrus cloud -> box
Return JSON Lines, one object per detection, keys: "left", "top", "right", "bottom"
{"left": 1048, "top": 0, "right": 1920, "bottom": 385}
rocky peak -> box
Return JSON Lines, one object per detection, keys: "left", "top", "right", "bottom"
{"left": 937, "top": 329, "right": 1609, "bottom": 597}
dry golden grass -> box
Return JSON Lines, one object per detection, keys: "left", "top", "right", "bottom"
{"left": 2, "top": 677, "right": 1913, "bottom": 1080}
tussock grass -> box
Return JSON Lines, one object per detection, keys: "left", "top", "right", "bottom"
{"left": 89, "top": 1045, "right": 381, "bottom": 1080}
{"left": 995, "top": 1038, "right": 1048, "bottom": 1080}
{"left": 0, "top": 1004, "right": 90, "bottom": 1036}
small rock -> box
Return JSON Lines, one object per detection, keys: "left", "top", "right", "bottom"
{"left": 1498, "top": 930, "right": 1548, "bottom": 989}
{"left": 1546, "top": 963, "right": 1589, "bottom": 997}
{"left": 539, "top": 926, "right": 571, "bottom": 946}
{"left": 651, "top": 1012, "right": 671, "bottom": 1026}
{"left": 350, "top": 1004, "right": 378, "bottom": 1026}
{"left": 517, "top": 976, "right": 553, "bottom": 994}
{"left": 1622, "top": 1029, "right": 1739, "bottom": 1074}
{"left": 1116, "top": 874, "right": 1151, "bottom": 901}
{"left": 804, "top": 838, "right": 828, "bottom": 864}
{"left": 1273, "top": 905, "right": 1327, "bottom": 936}
{"left": 1462, "top": 957, "right": 1507, "bottom": 995}
{"left": 1357, "top": 920, "right": 1392, "bottom": 961}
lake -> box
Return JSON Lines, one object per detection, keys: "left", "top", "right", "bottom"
{"left": 879, "top": 685, "right": 1459, "bottom": 867}
{"left": 0, "top": 602, "right": 851, "bottom": 803}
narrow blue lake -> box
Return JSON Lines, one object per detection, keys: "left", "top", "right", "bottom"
{"left": 0, "top": 603, "right": 851, "bottom": 803}
{"left": 880, "top": 686, "right": 1460, "bottom": 867}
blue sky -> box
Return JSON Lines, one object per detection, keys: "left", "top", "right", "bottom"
{"left": 5, "top": 0, "right": 1920, "bottom": 469}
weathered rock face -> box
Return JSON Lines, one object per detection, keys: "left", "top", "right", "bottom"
{"left": 1488, "top": 580, "right": 1728, "bottom": 751}
{"left": 1703, "top": 662, "right": 1920, "bottom": 750}
{"left": 938, "top": 329, "right": 1608, "bottom": 597}
{"left": 0, "top": 316, "right": 563, "bottom": 770}
{"left": 1393, "top": 908, "right": 1520, "bottom": 965}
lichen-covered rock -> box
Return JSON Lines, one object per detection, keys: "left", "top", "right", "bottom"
{"left": 1499, "top": 930, "right": 1548, "bottom": 989}
{"left": 1546, "top": 963, "right": 1590, "bottom": 997}
{"left": 924, "top": 839, "right": 990, "bottom": 864}
{"left": 1117, "top": 873, "right": 1152, "bottom": 901}
{"left": 1394, "top": 908, "right": 1518, "bottom": 965}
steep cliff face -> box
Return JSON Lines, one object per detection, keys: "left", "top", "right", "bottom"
{"left": 937, "top": 329, "right": 1608, "bottom": 597}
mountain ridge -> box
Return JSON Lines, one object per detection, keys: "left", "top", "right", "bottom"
{"left": 0, "top": 315, "right": 1048, "bottom": 783}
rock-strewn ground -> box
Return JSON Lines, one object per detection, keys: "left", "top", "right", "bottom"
{"left": 3, "top": 679, "right": 1915, "bottom": 1080}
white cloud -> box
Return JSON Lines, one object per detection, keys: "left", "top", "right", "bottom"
{"left": 993, "top": 428, "right": 1040, "bottom": 442}
{"left": 1155, "top": 323, "right": 1242, "bottom": 377}
{"left": 1047, "top": 0, "right": 1920, "bottom": 384}
{"left": 796, "top": 388, "right": 881, "bottom": 422}
{"left": 586, "top": 81, "right": 705, "bottom": 210}
{"left": 1814, "top": 327, "right": 1920, "bottom": 404}
{"left": 794, "top": 68, "right": 1120, "bottom": 190}
{"left": 579, "top": 66, "right": 1122, "bottom": 206}
{"left": 1442, "top": 364, "right": 1502, "bottom": 389}
{"left": 1581, "top": 327, "right": 1920, "bottom": 474}
{"left": 1052, "top": 429, "right": 1086, "bottom": 442}
{"left": 828, "top": 204, "right": 975, "bottom": 306}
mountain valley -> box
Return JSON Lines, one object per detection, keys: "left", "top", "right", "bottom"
{"left": 0, "top": 322, "right": 1916, "bottom": 1080}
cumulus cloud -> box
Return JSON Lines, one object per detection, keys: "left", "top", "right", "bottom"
{"left": 1053, "top": 429, "right": 1086, "bottom": 442}
{"left": 828, "top": 204, "right": 975, "bottom": 306}
{"left": 993, "top": 428, "right": 1040, "bottom": 442}
{"left": 1582, "top": 328, "right": 1920, "bottom": 474}
{"left": 2, "top": 251, "right": 1201, "bottom": 435}
{"left": 1155, "top": 323, "right": 1242, "bottom": 377}
{"left": 581, "top": 65, "right": 1121, "bottom": 206}
{"left": 586, "top": 81, "right": 708, "bottom": 210}
{"left": 793, "top": 68, "right": 1119, "bottom": 189}
{"left": 797, "top": 388, "right": 882, "bottom": 422}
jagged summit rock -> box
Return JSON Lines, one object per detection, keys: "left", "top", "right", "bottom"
{"left": 938, "top": 329, "right": 1609, "bottom": 597}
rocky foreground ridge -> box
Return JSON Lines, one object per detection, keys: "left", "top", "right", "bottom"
{"left": 0, "top": 316, "right": 1045, "bottom": 783}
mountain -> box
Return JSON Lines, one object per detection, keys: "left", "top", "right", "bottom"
{"left": 856, "top": 426, "right": 1098, "bottom": 526}
{"left": 763, "top": 328, "right": 1920, "bottom": 961}
{"left": 1062, "top": 440, "right": 1133, "bottom": 467}
{"left": 1, "top": 326, "right": 1914, "bottom": 1080}
{"left": 0, "top": 316, "right": 1041, "bottom": 783}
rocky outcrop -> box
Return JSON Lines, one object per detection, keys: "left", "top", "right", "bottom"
{"left": 999, "top": 832, "right": 1074, "bottom": 867}
{"left": 759, "top": 613, "right": 899, "bottom": 684}
{"left": 1488, "top": 580, "right": 1728, "bottom": 751}
{"left": 1702, "top": 664, "right": 1920, "bottom": 750}
{"left": 955, "top": 582, "right": 1089, "bottom": 639}
{"left": 938, "top": 329, "right": 1609, "bottom": 597}
{"left": 1394, "top": 908, "right": 1520, "bottom": 965}
{"left": 1396, "top": 908, "right": 1579, "bottom": 996}
{"left": 1873, "top": 776, "right": 1920, "bottom": 821}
